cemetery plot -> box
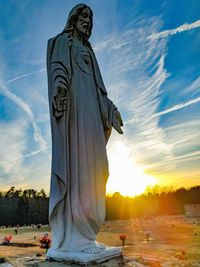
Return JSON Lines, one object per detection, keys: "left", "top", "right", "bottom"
{"left": 0, "top": 215, "right": 199, "bottom": 266}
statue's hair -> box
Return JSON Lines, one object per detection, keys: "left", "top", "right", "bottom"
{"left": 62, "top": 3, "right": 93, "bottom": 43}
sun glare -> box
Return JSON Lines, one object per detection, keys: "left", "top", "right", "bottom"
{"left": 106, "top": 141, "right": 157, "bottom": 196}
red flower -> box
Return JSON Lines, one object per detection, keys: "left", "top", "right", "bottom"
{"left": 119, "top": 234, "right": 126, "bottom": 246}
{"left": 40, "top": 234, "right": 51, "bottom": 250}
{"left": 120, "top": 234, "right": 126, "bottom": 241}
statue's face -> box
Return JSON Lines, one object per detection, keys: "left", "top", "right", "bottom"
{"left": 76, "top": 8, "right": 91, "bottom": 39}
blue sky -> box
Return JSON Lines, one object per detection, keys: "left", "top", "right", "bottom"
{"left": 0, "top": 0, "right": 200, "bottom": 194}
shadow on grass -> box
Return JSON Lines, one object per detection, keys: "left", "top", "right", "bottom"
{"left": 0, "top": 257, "right": 6, "bottom": 263}
{"left": 0, "top": 243, "right": 38, "bottom": 248}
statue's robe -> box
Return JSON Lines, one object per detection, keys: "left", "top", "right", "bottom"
{"left": 47, "top": 32, "right": 116, "bottom": 251}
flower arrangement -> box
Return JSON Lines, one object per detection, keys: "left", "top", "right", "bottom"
{"left": 2, "top": 235, "right": 12, "bottom": 245}
{"left": 175, "top": 250, "right": 186, "bottom": 260}
{"left": 40, "top": 233, "right": 51, "bottom": 251}
{"left": 119, "top": 234, "right": 126, "bottom": 246}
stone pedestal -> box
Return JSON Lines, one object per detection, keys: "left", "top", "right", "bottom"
{"left": 46, "top": 246, "right": 122, "bottom": 265}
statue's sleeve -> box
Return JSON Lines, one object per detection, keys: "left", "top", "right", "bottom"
{"left": 99, "top": 94, "right": 118, "bottom": 143}
{"left": 49, "top": 35, "right": 71, "bottom": 98}
{"left": 105, "top": 96, "right": 123, "bottom": 141}
{"left": 106, "top": 97, "right": 117, "bottom": 125}
{"left": 47, "top": 34, "right": 71, "bottom": 185}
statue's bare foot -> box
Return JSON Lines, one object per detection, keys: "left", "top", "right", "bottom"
{"left": 82, "top": 242, "right": 106, "bottom": 254}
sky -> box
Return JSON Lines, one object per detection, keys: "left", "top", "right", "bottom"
{"left": 0, "top": 0, "right": 200, "bottom": 195}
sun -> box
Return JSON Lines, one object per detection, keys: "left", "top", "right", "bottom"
{"left": 106, "top": 140, "right": 157, "bottom": 196}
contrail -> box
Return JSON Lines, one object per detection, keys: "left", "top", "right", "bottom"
{"left": 152, "top": 96, "right": 200, "bottom": 118}
{"left": 175, "top": 150, "right": 200, "bottom": 160}
{"left": 149, "top": 19, "right": 200, "bottom": 40}
{"left": 0, "top": 147, "right": 48, "bottom": 165}
{"left": 7, "top": 68, "right": 45, "bottom": 84}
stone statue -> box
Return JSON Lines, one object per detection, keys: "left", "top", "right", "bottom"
{"left": 46, "top": 3, "right": 123, "bottom": 264}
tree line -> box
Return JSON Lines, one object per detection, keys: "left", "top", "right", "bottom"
{"left": 106, "top": 186, "right": 200, "bottom": 220}
{"left": 0, "top": 187, "right": 48, "bottom": 226}
{"left": 0, "top": 185, "right": 199, "bottom": 226}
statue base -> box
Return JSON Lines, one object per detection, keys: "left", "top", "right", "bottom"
{"left": 46, "top": 246, "right": 122, "bottom": 265}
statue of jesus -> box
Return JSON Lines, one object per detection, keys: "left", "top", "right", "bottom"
{"left": 46, "top": 3, "right": 123, "bottom": 264}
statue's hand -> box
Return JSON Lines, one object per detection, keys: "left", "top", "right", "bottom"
{"left": 112, "top": 110, "right": 123, "bottom": 134}
{"left": 53, "top": 84, "right": 68, "bottom": 118}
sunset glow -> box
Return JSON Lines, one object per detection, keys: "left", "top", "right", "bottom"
{"left": 107, "top": 141, "right": 157, "bottom": 196}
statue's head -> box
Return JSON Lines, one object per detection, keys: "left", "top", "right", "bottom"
{"left": 64, "top": 3, "right": 93, "bottom": 40}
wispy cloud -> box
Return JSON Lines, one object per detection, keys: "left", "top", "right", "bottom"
{"left": 184, "top": 76, "right": 200, "bottom": 96}
{"left": 149, "top": 19, "right": 200, "bottom": 40}
{"left": 0, "top": 119, "right": 49, "bottom": 188}
{"left": 95, "top": 17, "right": 176, "bottom": 175}
{"left": 175, "top": 150, "right": 200, "bottom": 160}
{"left": 96, "top": 15, "right": 200, "bottom": 181}
{"left": 163, "top": 119, "right": 200, "bottom": 166}
{"left": 0, "top": 120, "right": 27, "bottom": 174}
{"left": 152, "top": 96, "right": 200, "bottom": 118}
{"left": 36, "top": 113, "right": 50, "bottom": 122}
{"left": 0, "top": 78, "right": 47, "bottom": 149}
{"left": 7, "top": 68, "right": 45, "bottom": 84}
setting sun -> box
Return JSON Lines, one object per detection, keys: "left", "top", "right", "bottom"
{"left": 107, "top": 140, "right": 157, "bottom": 196}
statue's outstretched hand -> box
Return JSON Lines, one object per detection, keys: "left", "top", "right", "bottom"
{"left": 53, "top": 85, "right": 68, "bottom": 118}
{"left": 112, "top": 110, "right": 123, "bottom": 134}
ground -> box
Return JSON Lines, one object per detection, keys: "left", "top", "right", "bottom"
{"left": 0, "top": 215, "right": 200, "bottom": 266}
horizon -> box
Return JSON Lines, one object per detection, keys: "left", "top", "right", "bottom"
{"left": 0, "top": 0, "right": 200, "bottom": 196}
{"left": 1, "top": 184, "right": 200, "bottom": 198}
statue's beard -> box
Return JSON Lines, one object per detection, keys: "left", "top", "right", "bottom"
{"left": 74, "top": 23, "right": 91, "bottom": 41}
{"left": 79, "top": 27, "right": 90, "bottom": 40}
